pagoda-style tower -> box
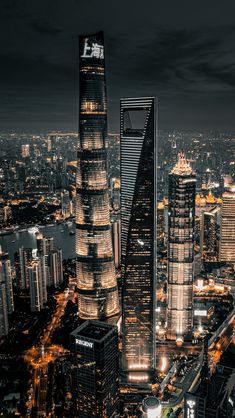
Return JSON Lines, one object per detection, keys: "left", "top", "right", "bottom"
{"left": 167, "top": 152, "right": 196, "bottom": 343}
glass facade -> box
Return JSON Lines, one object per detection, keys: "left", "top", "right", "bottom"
{"left": 121, "top": 97, "right": 157, "bottom": 385}
{"left": 201, "top": 210, "right": 217, "bottom": 260}
{"left": 0, "top": 249, "right": 14, "bottom": 337}
{"left": 70, "top": 321, "right": 119, "bottom": 418}
{"left": 219, "top": 184, "right": 235, "bottom": 263}
{"left": 167, "top": 153, "right": 196, "bottom": 343}
{"left": 19, "top": 247, "right": 32, "bottom": 289}
{"left": 76, "top": 32, "right": 119, "bottom": 320}
{"left": 28, "top": 258, "right": 47, "bottom": 312}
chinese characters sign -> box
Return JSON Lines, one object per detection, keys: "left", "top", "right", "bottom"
{"left": 81, "top": 38, "right": 104, "bottom": 60}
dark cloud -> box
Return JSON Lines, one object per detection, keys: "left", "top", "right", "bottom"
{"left": 109, "top": 28, "right": 235, "bottom": 90}
{"left": 29, "top": 19, "right": 62, "bottom": 36}
{"left": 0, "top": 0, "right": 26, "bottom": 19}
{"left": 192, "top": 62, "right": 235, "bottom": 87}
{"left": 0, "top": 53, "right": 72, "bottom": 82}
{"left": 0, "top": 0, "right": 235, "bottom": 131}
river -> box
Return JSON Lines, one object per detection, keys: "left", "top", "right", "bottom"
{"left": 0, "top": 222, "right": 75, "bottom": 262}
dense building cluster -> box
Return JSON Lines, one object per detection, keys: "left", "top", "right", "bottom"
{"left": 0, "top": 31, "right": 235, "bottom": 417}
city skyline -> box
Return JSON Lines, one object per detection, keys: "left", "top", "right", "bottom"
{"left": 0, "top": 4, "right": 235, "bottom": 417}
{"left": 1, "top": 0, "right": 235, "bottom": 131}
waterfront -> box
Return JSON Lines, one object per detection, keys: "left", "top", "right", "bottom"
{"left": 0, "top": 222, "right": 75, "bottom": 262}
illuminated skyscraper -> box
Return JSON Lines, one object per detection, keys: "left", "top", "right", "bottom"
{"left": 121, "top": 97, "right": 157, "bottom": 385}
{"left": 48, "top": 249, "right": 63, "bottom": 287}
{"left": 0, "top": 283, "right": 9, "bottom": 337}
{"left": 28, "top": 258, "right": 47, "bottom": 312}
{"left": 200, "top": 209, "right": 218, "bottom": 260}
{"left": 36, "top": 233, "right": 54, "bottom": 256}
{"left": 18, "top": 247, "right": 32, "bottom": 289}
{"left": 36, "top": 233, "right": 53, "bottom": 287}
{"left": 76, "top": 32, "right": 119, "bottom": 320}
{"left": 167, "top": 153, "right": 196, "bottom": 343}
{"left": 111, "top": 216, "right": 121, "bottom": 269}
{"left": 61, "top": 190, "right": 71, "bottom": 218}
{"left": 21, "top": 144, "right": 30, "bottom": 158}
{"left": 0, "top": 248, "right": 14, "bottom": 337}
{"left": 70, "top": 320, "right": 119, "bottom": 417}
{"left": 219, "top": 184, "right": 235, "bottom": 264}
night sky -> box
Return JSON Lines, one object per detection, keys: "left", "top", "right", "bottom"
{"left": 1, "top": 0, "right": 235, "bottom": 132}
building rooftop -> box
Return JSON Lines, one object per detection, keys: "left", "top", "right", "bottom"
{"left": 71, "top": 320, "right": 116, "bottom": 342}
{"left": 142, "top": 396, "right": 161, "bottom": 412}
{"left": 171, "top": 152, "right": 194, "bottom": 176}
{"left": 0, "top": 246, "right": 9, "bottom": 259}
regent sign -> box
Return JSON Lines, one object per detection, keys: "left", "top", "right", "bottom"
{"left": 76, "top": 338, "right": 93, "bottom": 349}
{"left": 81, "top": 38, "right": 104, "bottom": 60}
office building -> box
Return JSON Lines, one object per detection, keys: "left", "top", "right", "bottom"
{"left": 0, "top": 248, "right": 14, "bottom": 314}
{"left": 70, "top": 320, "right": 119, "bottom": 417}
{"left": 36, "top": 233, "right": 54, "bottom": 287}
{"left": 47, "top": 137, "right": 52, "bottom": 152}
{"left": 61, "top": 190, "right": 71, "bottom": 218}
{"left": 111, "top": 178, "right": 120, "bottom": 211}
{"left": 219, "top": 184, "right": 235, "bottom": 264}
{"left": 18, "top": 247, "right": 32, "bottom": 289}
{"left": 0, "top": 248, "right": 14, "bottom": 337}
{"left": 184, "top": 364, "right": 235, "bottom": 417}
{"left": 76, "top": 32, "right": 119, "bottom": 320}
{"left": 200, "top": 209, "right": 217, "bottom": 260}
{"left": 111, "top": 217, "right": 121, "bottom": 268}
{"left": 121, "top": 97, "right": 157, "bottom": 385}
{"left": 167, "top": 153, "right": 196, "bottom": 343}
{"left": 48, "top": 249, "right": 63, "bottom": 287}
{"left": 0, "top": 282, "right": 9, "bottom": 338}
{"left": 28, "top": 258, "right": 47, "bottom": 312}
{"left": 0, "top": 204, "right": 12, "bottom": 225}
{"left": 21, "top": 144, "right": 30, "bottom": 158}
{"left": 224, "top": 175, "right": 233, "bottom": 188}
{"left": 36, "top": 233, "right": 54, "bottom": 256}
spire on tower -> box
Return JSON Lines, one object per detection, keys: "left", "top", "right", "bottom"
{"left": 171, "top": 151, "right": 194, "bottom": 176}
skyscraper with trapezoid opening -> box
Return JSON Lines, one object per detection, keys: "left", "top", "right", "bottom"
{"left": 121, "top": 97, "right": 157, "bottom": 386}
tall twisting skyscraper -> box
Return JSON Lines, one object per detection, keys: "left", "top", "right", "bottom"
{"left": 121, "top": 97, "right": 157, "bottom": 385}
{"left": 76, "top": 32, "right": 119, "bottom": 320}
{"left": 219, "top": 184, "right": 235, "bottom": 264}
{"left": 167, "top": 153, "right": 196, "bottom": 343}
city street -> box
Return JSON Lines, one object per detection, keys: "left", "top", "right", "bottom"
{"left": 24, "top": 279, "right": 76, "bottom": 417}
